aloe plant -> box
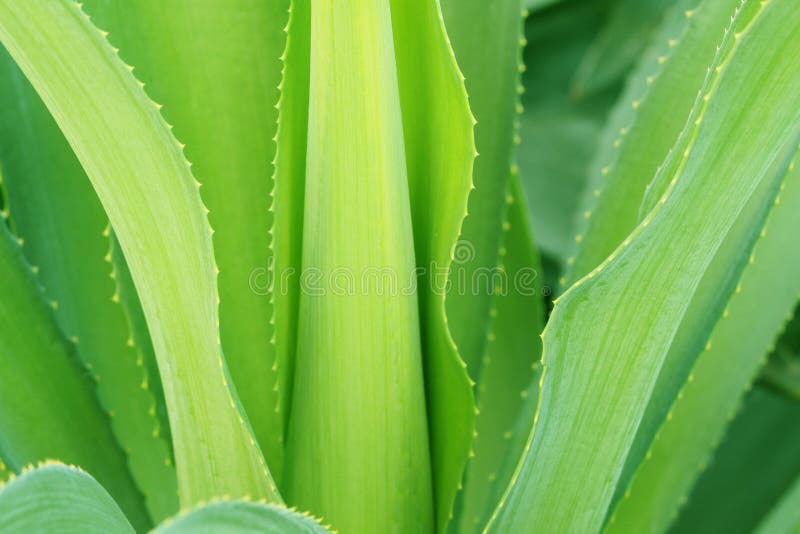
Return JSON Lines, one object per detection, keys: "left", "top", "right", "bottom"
{"left": 0, "top": 0, "right": 798, "bottom": 532}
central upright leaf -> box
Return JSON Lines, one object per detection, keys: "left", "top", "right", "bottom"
{"left": 284, "top": 1, "right": 433, "bottom": 532}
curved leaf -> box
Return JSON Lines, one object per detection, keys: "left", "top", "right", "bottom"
{"left": 0, "top": 46, "right": 177, "bottom": 522}
{"left": 456, "top": 172, "right": 545, "bottom": 533}
{"left": 0, "top": 221, "right": 148, "bottom": 529}
{"left": 606, "top": 144, "right": 800, "bottom": 532}
{"left": 0, "top": 0, "right": 279, "bottom": 506}
{"left": 156, "top": 501, "right": 329, "bottom": 534}
{"left": 82, "top": 0, "right": 290, "bottom": 481}
{"left": 755, "top": 473, "right": 800, "bottom": 534}
{"left": 486, "top": 0, "right": 800, "bottom": 530}
{"left": 566, "top": 0, "right": 738, "bottom": 286}
{"left": 0, "top": 463, "right": 134, "bottom": 534}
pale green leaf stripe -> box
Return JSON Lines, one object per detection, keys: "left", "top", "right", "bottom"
{"left": 390, "top": 0, "right": 477, "bottom": 529}
{"left": 486, "top": 0, "right": 800, "bottom": 530}
{"left": 571, "top": 0, "right": 674, "bottom": 98}
{"left": 440, "top": 0, "right": 526, "bottom": 380}
{"left": 606, "top": 146, "right": 800, "bottom": 532}
{"left": 156, "top": 501, "right": 330, "bottom": 534}
{"left": 0, "top": 223, "right": 148, "bottom": 529}
{"left": 755, "top": 474, "right": 800, "bottom": 534}
{"left": 0, "top": 463, "right": 134, "bottom": 534}
{"left": 0, "top": 0, "right": 279, "bottom": 506}
{"left": 0, "top": 47, "right": 177, "bottom": 523}
{"left": 271, "top": 0, "right": 310, "bottom": 448}
{"left": 82, "top": 0, "right": 289, "bottom": 482}
{"left": 457, "top": 172, "right": 545, "bottom": 533}
{"left": 566, "top": 0, "right": 739, "bottom": 287}
{"left": 284, "top": 1, "right": 433, "bottom": 532}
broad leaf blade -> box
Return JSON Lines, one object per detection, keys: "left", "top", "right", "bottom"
{"left": 0, "top": 463, "right": 134, "bottom": 534}
{"left": 284, "top": 2, "right": 433, "bottom": 532}
{"left": 0, "top": 0, "right": 279, "bottom": 506}
{"left": 486, "top": 1, "right": 800, "bottom": 530}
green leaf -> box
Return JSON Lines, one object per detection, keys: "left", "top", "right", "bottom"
{"left": 271, "top": 0, "right": 311, "bottom": 463}
{"left": 283, "top": 1, "right": 433, "bottom": 532}
{"left": 155, "top": 501, "right": 330, "bottom": 534}
{"left": 82, "top": 0, "right": 290, "bottom": 482}
{"left": 440, "top": 0, "right": 525, "bottom": 380}
{"left": 755, "top": 473, "right": 800, "bottom": 534}
{"left": 671, "top": 387, "right": 800, "bottom": 534}
{"left": 517, "top": 0, "right": 623, "bottom": 270}
{"left": 108, "top": 231, "right": 173, "bottom": 459}
{"left": 566, "top": 0, "right": 737, "bottom": 286}
{"left": 606, "top": 145, "right": 800, "bottom": 532}
{"left": 0, "top": 46, "right": 177, "bottom": 523}
{"left": 0, "top": 223, "right": 148, "bottom": 530}
{"left": 456, "top": 172, "right": 545, "bottom": 533}
{"left": 760, "top": 308, "right": 800, "bottom": 399}
{"left": 390, "top": 0, "right": 477, "bottom": 528}
{"left": 0, "top": 463, "right": 134, "bottom": 534}
{"left": 570, "top": 0, "right": 675, "bottom": 98}
{"left": 0, "top": 0, "right": 279, "bottom": 506}
{"left": 486, "top": 0, "right": 800, "bottom": 530}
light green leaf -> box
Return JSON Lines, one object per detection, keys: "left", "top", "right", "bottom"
{"left": 82, "top": 0, "right": 289, "bottom": 481}
{"left": 284, "top": 1, "right": 433, "bottom": 532}
{"left": 0, "top": 223, "right": 148, "bottom": 530}
{"left": 566, "top": 0, "right": 738, "bottom": 287}
{"left": 390, "top": 0, "right": 477, "bottom": 528}
{"left": 486, "top": 0, "right": 800, "bottom": 531}
{"left": 155, "top": 501, "right": 330, "bottom": 534}
{"left": 457, "top": 172, "right": 545, "bottom": 533}
{"left": 440, "top": 0, "right": 526, "bottom": 380}
{"left": 672, "top": 387, "right": 800, "bottom": 534}
{"left": 0, "top": 0, "right": 279, "bottom": 506}
{"left": 0, "top": 46, "right": 177, "bottom": 523}
{"left": 0, "top": 463, "right": 134, "bottom": 534}
{"left": 606, "top": 145, "right": 800, "bottom": 532}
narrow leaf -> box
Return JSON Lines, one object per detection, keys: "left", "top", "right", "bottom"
{"left": 457, "top": 172, "right": 545, "bottom": 533}
{"left": 0, "top": 223, "right": 148, "bottom": 529}
{"left": 284, "top": 1, "right": 433, "bottom": 532}
{"left": 390, "top": 0, "right": 477, "bottom": 528}
{"left": 566, "top": 0, "right": 739, "bottom": 286}
{"left": 440, "top": 0, "right": 526, "bottom": 380}
{"left": 82, "top": 0, "right": 290, "bottom": 480}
